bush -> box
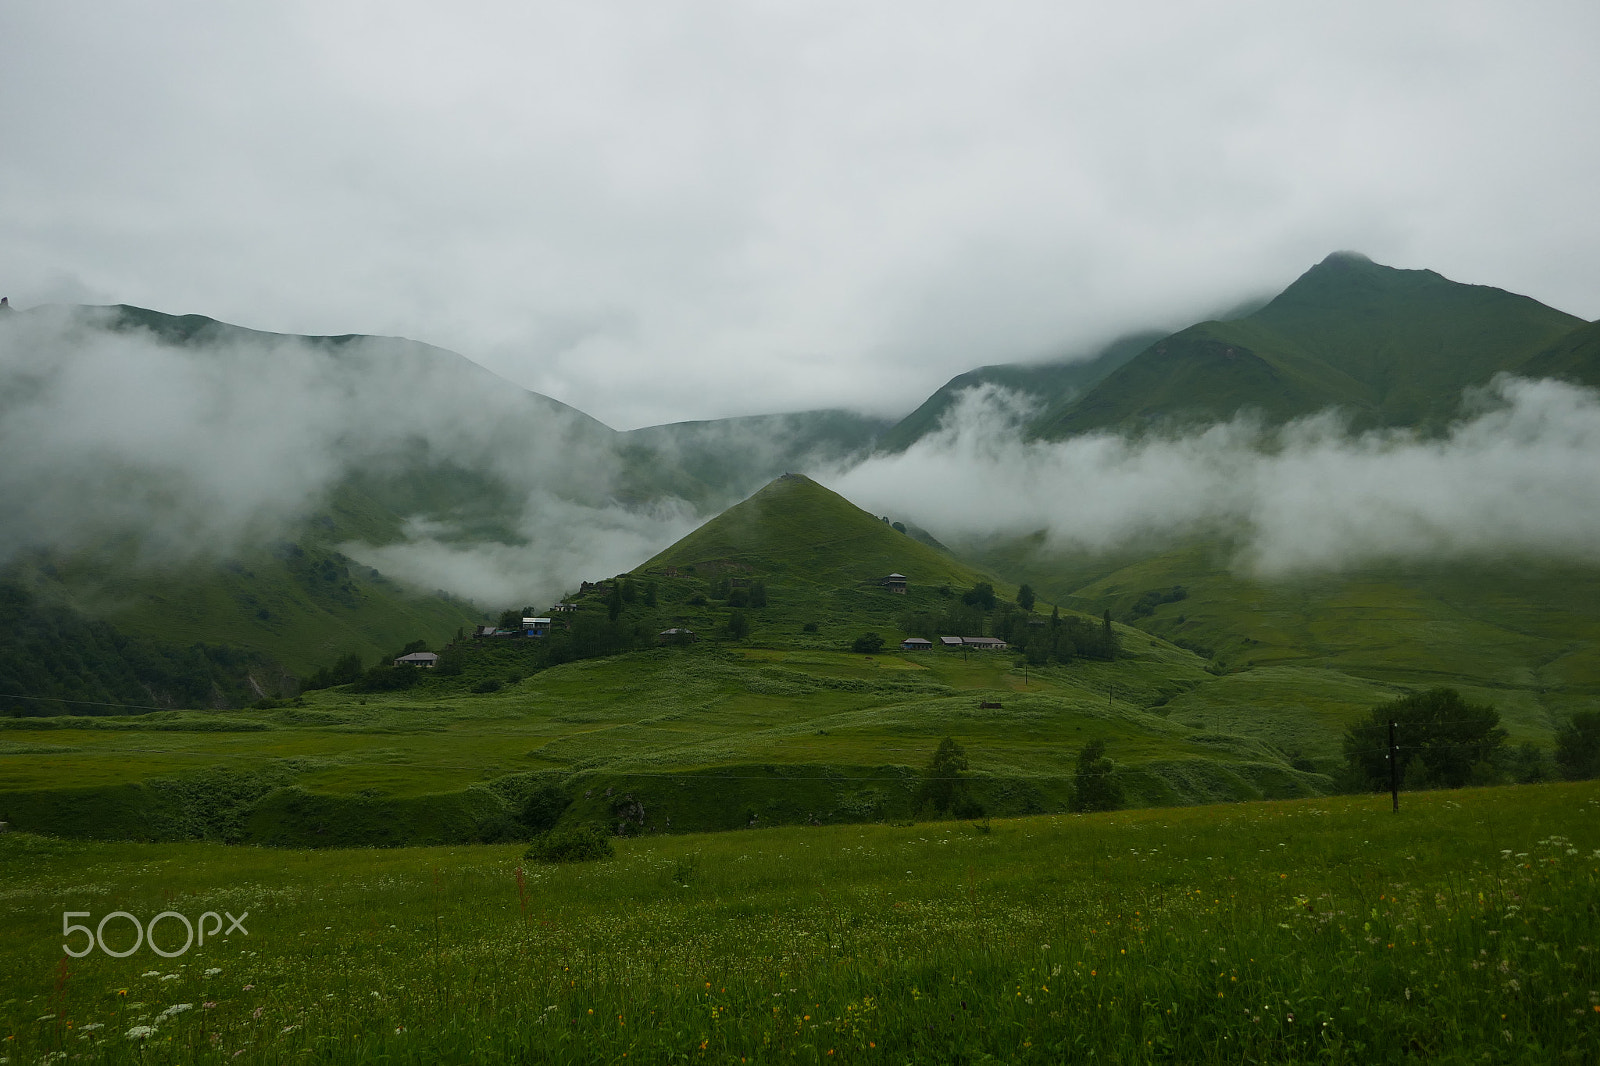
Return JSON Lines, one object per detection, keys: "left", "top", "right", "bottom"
{"left": 852, "top": 632, "right": 885, "bottom": 654}
{"left": 472, "top": 678, "right": 503, "bottom": 694}
{"left": 802, "top": 622, "right": 818, "bottom": 633}
{"left": 524, "top": 824, "right": 614, "bottom": 863}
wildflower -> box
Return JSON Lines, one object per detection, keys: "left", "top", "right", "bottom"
{"left": 204, "top": 1002, "right": 217, "bottom": 1010}
{"left": 80, "top": 1024, "right": 104, "bottom": 1033}
{"left": 159, "top": 1005, "right": 193, "bottom": 1019}
{"left": 204, "top": 969, "right": 222, "bottom": 977}
{"left": 125, "top": 1026, "right": 156, "bottom": 1041}
{"left": 252, "top": 1008, "right": 263, "bottom": 1020}
{"left": 141, "top": 972, "right": 159, "bottom": 979}
{"left": 117, "top": 990, "right": 128, "bottom": 997}
{"left": 243, "top": 985, "right": 254, "bottom": 991}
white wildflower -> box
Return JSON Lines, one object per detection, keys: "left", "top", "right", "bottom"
{"left": 159, "top": 1004, "right": 193, "bottom": 1019}
{"left": 205, "top": 968, "right": 223, "bottom": 977}
{"left": 126, "top": 1025, "right": 157, "bottom": 1040}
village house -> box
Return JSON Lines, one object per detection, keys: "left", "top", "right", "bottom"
{"left": 882, "top": 573, "right": 908, "bottom": 594}
{"left": 659, "top": 627, "right": 697, "bottom": 644}
{"left": 549, "top": 603, "right": 576, "bottom": 613}
{"left": 394, "top": 651, "right": 439, "bottom": 667}
{"left": 961, "top": 637, "right": 1008, "bottom": 651}
{"left": 522, "top": 617, "right": 552, "bottom": 637}
{"left": 900, "top": 637, "right": 933, "bottom": 651}
{"left": 939, "top": 636, "right": 964, "bottom": 648}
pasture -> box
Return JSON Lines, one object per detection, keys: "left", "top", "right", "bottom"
{"left": 2, "top": 781, "right": 1597, "bottom": 1063}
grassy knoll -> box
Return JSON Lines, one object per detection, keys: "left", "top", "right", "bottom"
{"left": 1, "top": 782, "right": 1596, "bottom": 1063}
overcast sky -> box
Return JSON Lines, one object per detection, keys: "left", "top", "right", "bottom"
{"left": 3, "top": 1, "right": 1597, "bottom": 430}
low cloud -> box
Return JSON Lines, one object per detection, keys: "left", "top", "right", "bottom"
{"left": 829, "top": 378, "right": 1600, "bottom": 575}
{"left": 0, "top": 309, "right": 701, "bottom": 607}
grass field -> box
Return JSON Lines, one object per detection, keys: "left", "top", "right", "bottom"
{"left": 2, "top": 782, "right": 1596, "bottom": 1063}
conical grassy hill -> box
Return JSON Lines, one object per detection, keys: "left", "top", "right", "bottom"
{"left": 640, "top": 473, "right": 996, "bottom": 596}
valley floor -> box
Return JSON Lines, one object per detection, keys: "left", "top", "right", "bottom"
{"left": 2, "top": 782, "right": 1597, "bottom": 1063}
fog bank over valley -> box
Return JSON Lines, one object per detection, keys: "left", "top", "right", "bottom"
{"left": 830, "top": 378, "right": 1600, "bottom": 576}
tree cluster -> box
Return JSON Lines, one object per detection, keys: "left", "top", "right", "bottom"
{"left": 1341, "top": 688, "right": 1507, "bottom": 791}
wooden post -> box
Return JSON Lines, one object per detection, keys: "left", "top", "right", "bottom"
{"left": 1389, "top": 718, "right": 1400, "bottom": 813}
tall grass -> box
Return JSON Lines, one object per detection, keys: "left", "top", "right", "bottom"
{"left": 2, "top": 782, "right": 1596, "bottom": 1062}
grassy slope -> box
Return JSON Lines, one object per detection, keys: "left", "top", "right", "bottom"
{"left": 961, "top": 535, "right": 1600, "bottom": 750}
{"left": 876, "top": 331, "right": 1161, "bottom": 453}
{"left": 1, "top": 783, "right": 1596, "bottom": 1063}
{"left": 4, "top": 477, "right": 1348, "bottom": 844}
{"left": 1034, "top": 253, "right": 1585, "bottom": 438}
{"left": 1517, "top": 317, "right": 1600, "bottom": 389}
{"left": 640, "top": 474, "right": 999, "bottom": 593}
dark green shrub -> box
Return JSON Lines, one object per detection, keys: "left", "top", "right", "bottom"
{"left": 852, "top": 632, "right": 884, "bottom": 654}
{"left": 524, "top": 824, "right": 614, "bottom": 863}
{"left": 472, "top": 678, "right": 503, "bottom": 694}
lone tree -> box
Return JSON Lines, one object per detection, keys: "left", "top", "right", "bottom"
{"left": 1072, "top": 739, "right": 1123, "bottom": 812}
{"left": 726, "top": 610, "right": 750, "bottom": 640}
{"left": 1342, "top": 688, "right": 1506, "bottom": 791}
{"left": 1556, "top": 710, "right": 1600, "bottom": 780}
{"left": 1017, "top": 584, "right": 1036, "bottom": 612}
{"left": 918, "top": 736, "right": 971, "bottom": 816}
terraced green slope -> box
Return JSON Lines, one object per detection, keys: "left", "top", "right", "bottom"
{"left": 1033, "top": 253, "right": 1586, "bottom": 437}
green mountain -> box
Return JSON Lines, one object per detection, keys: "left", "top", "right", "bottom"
{"left": 1518, "top": 318, "right": 1600, "bottom": 390}
{"left": 1032, "top": 253, "right": 1586, "bottom": 438}
{"left": 641, "top": 473, "right": 994, "bottom": 593}
{"left": 875, "top": 332, "right": 1160, "bottom": 453}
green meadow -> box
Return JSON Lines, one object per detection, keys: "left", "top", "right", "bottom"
{"left": 2, "top": 782, "right": 1597, "bottom": 1064}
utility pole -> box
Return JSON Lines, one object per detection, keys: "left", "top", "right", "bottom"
{"left": 1388, "top": 718, "right": 1400, "bottom": 813}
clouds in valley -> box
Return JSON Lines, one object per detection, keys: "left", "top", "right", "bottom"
{"left": 2, "top": 3, "right": 1599, "bottom": 427}
{"left": 0, "top": 310, "right": 699, "bottom": 606}
{"left": 829, "top": 379, "right": 1600, "bottom": 575}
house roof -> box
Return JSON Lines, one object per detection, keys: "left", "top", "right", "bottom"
{"left": 885, "top": 573, "right": 907, "bottom": 580}
{"left": 900, "top": 637, "right": 933, "bottom": 646}
{"left": 961, "top": 637, "right": 1008, "bottom": 647}
{"left": 523, "top": 617, "right": 552, "bottom": 625}
{"left": 395, "top": 652, "right": 438, "bottom": 663}
{"left": 939, "top": 636, "right": 963, "bottom": 646}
